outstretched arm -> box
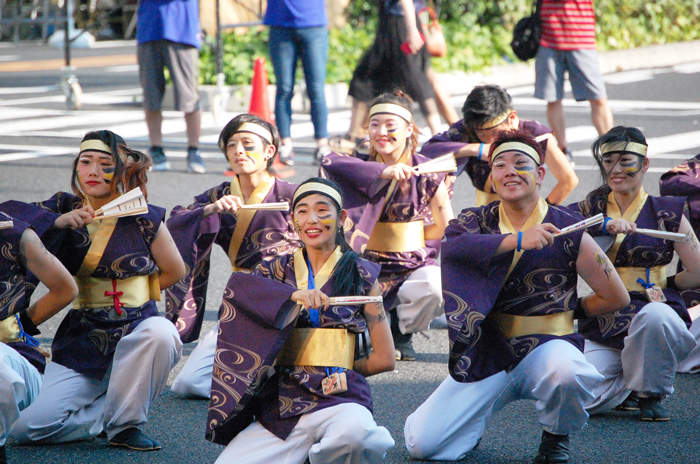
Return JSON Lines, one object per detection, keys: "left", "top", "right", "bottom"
{"left": 21, "top": 228, "right": 78, "bottom": 326}
{"left": 575, "top": 233, "right": 630, "bottom": 317}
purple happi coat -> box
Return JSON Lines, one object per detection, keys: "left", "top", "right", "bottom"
{"left": 442, "top": 202, "right": 585, "bottom": 383}
{"left": 570, "top": 192, "right": 690, "bottom": 350}
{"left": 320, "top": 151, "right": 443, "bottom": 308}
{"left": 165, "top": 179, "right": 300, "bottom": 343}
{"left": 1, "top": 193, "right": 163, "bottom": 380}
{"left": 0, "top": 212, "right": 46, "bottom": 374}
{"left": 206, "top": 249, "right": 380, "bottom": 445}
{"left": 420, "top": 119, "right": 550, "bottom": 195}
{"left": 660, "top": 153, "right": 700, "bottom": 236}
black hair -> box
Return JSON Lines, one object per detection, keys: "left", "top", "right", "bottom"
{"left": 488, "top": 128, "right": 545, "bottom": 165}
{"left": 293, "top": 177, "right": 365, "bottom": 297}
{"left": 218, "top": 114, "right": 280, "bottom": 174}
{"left": 460, "top": 85, "right": 513, "bottom": 143}
{"left": 587, "top": 126, "right": 648, "bottom": 200}
{"left": 71, "top": 130, "right": 151, "bottom": 201}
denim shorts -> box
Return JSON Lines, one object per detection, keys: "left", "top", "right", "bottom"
{"left": 534, "top": 46, "right": 607, "bottom": 102}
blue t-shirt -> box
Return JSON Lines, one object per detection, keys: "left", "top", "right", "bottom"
{"left": 137, "top": 0, "right": 200, "bottom": 48}
{"left": 264, "top": 0, "right": 328, "bottom": 28}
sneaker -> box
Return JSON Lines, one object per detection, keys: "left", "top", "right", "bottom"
{"left": 187, "top": 147, "right": 206, "bottom": 174}
{"left": 638, "top": 395, "right": 670, "bottom": 421}
{"left": 534, "top": 431, "right": 570, "bottom": 464}
{"left": 615, "top": 392, "right": 640, "bottom": 411}
{"left": 278, "top": 144, "right": 295, "bottom": 166}
{"left": 394, "top": 335, "right": 417, "bottom": 361}
{"left": 314, "top": 144, "right": 332, "bottom": 164}
{"left": 149, "top": 146, "right": 170, "bottom": 171}
{"left": 109, "top": 427, "right": 162, "bottom": 451}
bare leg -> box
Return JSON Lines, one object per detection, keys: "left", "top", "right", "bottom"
{"left": 348, "top": 98, "right": 369, "bottom": 140}
{"left": 590, "top": 98, "right": 614, "bottom": 136}
{"left": 185, "top": 110, "right": 201, "bottom": 149}
{"left": 546, "top": 100, "right": 567, "bottom": 149}
{"left": 426, "top": 67, "right": 459, "bottom": 125}
{"left": 423, "top": 98, "right": 442, "bottom": 136}
{"left": 145, "top": 110, "right": 163, "bottom": 147}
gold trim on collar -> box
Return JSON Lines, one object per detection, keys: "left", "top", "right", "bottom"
{"left": 293, "top": 182, "right": 343, "bottom": 209}
{"left": 499, "top": 197, "right": 549, "bottom": 278}
{"left": 293, "top": 246, "right": 343, "bottom": 292}
{"left": 606, "top": 187, "right": 648, "bottom": 262}
{"left": 227, "top": 174, "right": 276, "bottom": 269}
{"left": 491, "top": 141, "right": 542, "bottom": 166}
{"left": 601, "top": 141, "right": 648, "bottom": 158}
{"left": 236, "top": 122, "right": 272, "bottom": 144}
{"left": 80, "top": 139, "right": 112, "bottom": 155}
{"left": 366, "top": 221, "right": 425, "bottom": 252}
{"left": 477, "top": 110, "right": 511, "bottom": 130}
{"left": 369, "top": 103, "right": 412, "bottom": 123}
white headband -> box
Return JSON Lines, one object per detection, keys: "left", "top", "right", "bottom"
{"left": 601, "top": 141, "right": 648, "bottom": 158}
{"left": 235, "top": 122, "right": 273, "bottom": 144}
{"left": 293, "top": 182, "right": 343, "bottom": 209}
{"left": 491, "top": 141, "right": 543, "bottom": 166}
{"left": 369, "top": 103, "right": 413, "bottom": 123}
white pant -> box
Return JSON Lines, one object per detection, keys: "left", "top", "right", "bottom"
{"left": 678, "top": 311, "right": 700, "bottom": 373}
{"left": 0, "top": 343, "right": 42, "bottom": 446}
{"left": 395, "top": 265, "right": 444, "bottom": 334}
{"left": 215, "top": 403, "right": 394, "bottom": 464}
{"left": 11, "top": 316, "right": 182, "bottom": 443}
{"left": 584, "top": 302, "right": 696, "bottom": 414}
{"left": 404, "top": 340, "right": 602, "bottom": 461}
{"left": 171, "top": 322, "right": 217, "bottom": 399}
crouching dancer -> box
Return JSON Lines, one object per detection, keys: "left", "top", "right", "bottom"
{"left": 7, "top": 130, "right": 186, "bottom": 451}
{"left": 404, "top": 130, "right": 630, "bottom": 463}
{"left": 0, "top": 213, "right": 77, "bottom": 464}
{"left": 207, "top": 178, "right": 395, "bottom": 463}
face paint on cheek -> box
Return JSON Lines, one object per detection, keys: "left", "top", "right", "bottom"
{"left": 387, "top": 127, "right": 402, "bottom": 142}
{"left": 620, "top": 158, "right": 643, "bottom": 177}
{"left": 514, "top": 166, "right": 536, "bottom": 185}
{"left": 319, "top": 217, "right": 336, "bottom": 233}
{"left": 243, "top": 146, "right": 263, "bottom": 165}
{"left": 103, "top": 167, "right": 115, "bottom": 184}
{"left": 294, "top": 220, "right": 301, "bottom": 233}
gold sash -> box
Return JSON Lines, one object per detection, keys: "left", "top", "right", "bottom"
{"left": 476, "top": 188, "right": 500, "bottom": 207}
{"left": 606, "top": 187, "right": 648, "bottom": 263}
{"left": 498, "top": 197, "right": 549, "bottom": 279}
{"left": 276, "top": 247, "right": 354, "bottom": 368}
{"left": 616, "top": 265, "right": 667, "bottom": 293}
{"left": 73, "top": 274, "right": 160, "bottom": 309}
{"left": 491, "top": 311, "right": 575, "bottom": 338}
{"left": 366, "top": 221, "right": 425, "bottom": 252}
{"left": 276, "top": 328, "right": 356, "bottom": 369}
{"left": 73, "top": 212, "right": 159, "bottom": 309}
{"left": 227, "top": 175, "right": 275, "bottom": 272}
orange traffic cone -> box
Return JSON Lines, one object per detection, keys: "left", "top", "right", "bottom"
{"left": 249, "top": 57, "right": 273, "bottom": 124}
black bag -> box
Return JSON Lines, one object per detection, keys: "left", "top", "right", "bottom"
{"left": 511, "top": 0, "right": 543, "bottom": 62}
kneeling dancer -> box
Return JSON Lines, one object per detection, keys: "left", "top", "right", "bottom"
{"left": 8, "top": 130, "right": 186, "bottom": 450}
{"left": 404, "top": 130, "right": 629, "bottom": 463}
{"left": 207, "top": 178, "right": 395, "bottom": 464}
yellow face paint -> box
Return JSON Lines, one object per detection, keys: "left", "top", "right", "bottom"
{"left": 387, "top": 127, "right": 403, "bottom": 142}
{"left": 514, "top": 167, "right": 536, "bottom": 186}
{"left": 243, "top": 145, "right": 263, "bottom": 166}
{"left": 320, "top": 217, "right": 336, "bottom": 233}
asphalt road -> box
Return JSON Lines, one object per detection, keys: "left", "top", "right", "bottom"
{"left": 1, "top": 42, "right": 700, "bottom": 463}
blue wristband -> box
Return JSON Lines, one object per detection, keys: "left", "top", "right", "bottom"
{"left": 478, "top": 143, "right": 485, "bottom": 160}
{"left": 602, "top": 217, "right": 612, "bottom": 235}
{"left": 517, "top": 231, "right": 523, "bottom": 252}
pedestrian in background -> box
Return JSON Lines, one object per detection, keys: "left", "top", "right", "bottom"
{"left": 534, "top": 0, "right": 613, "bottom": 160}
{"left": 265, "top": 0, "right": 331, "bottom": 166}
{"left": 136, "top": 0, "right": 206, "bottom": 173}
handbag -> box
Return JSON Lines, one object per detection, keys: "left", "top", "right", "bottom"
{"left": 417, "top": 4, "right": 447, "bottom": 58}
{"left": 511, "top": 0, "right": 543, "bottom": 62}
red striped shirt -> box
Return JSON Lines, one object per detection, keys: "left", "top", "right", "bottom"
{"left": 540, "top": 0, "right": 597, "bottom": 51}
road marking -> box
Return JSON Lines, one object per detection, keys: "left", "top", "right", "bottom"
{"left": 0, "top": 54, "right": 137, "bottom": 73}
